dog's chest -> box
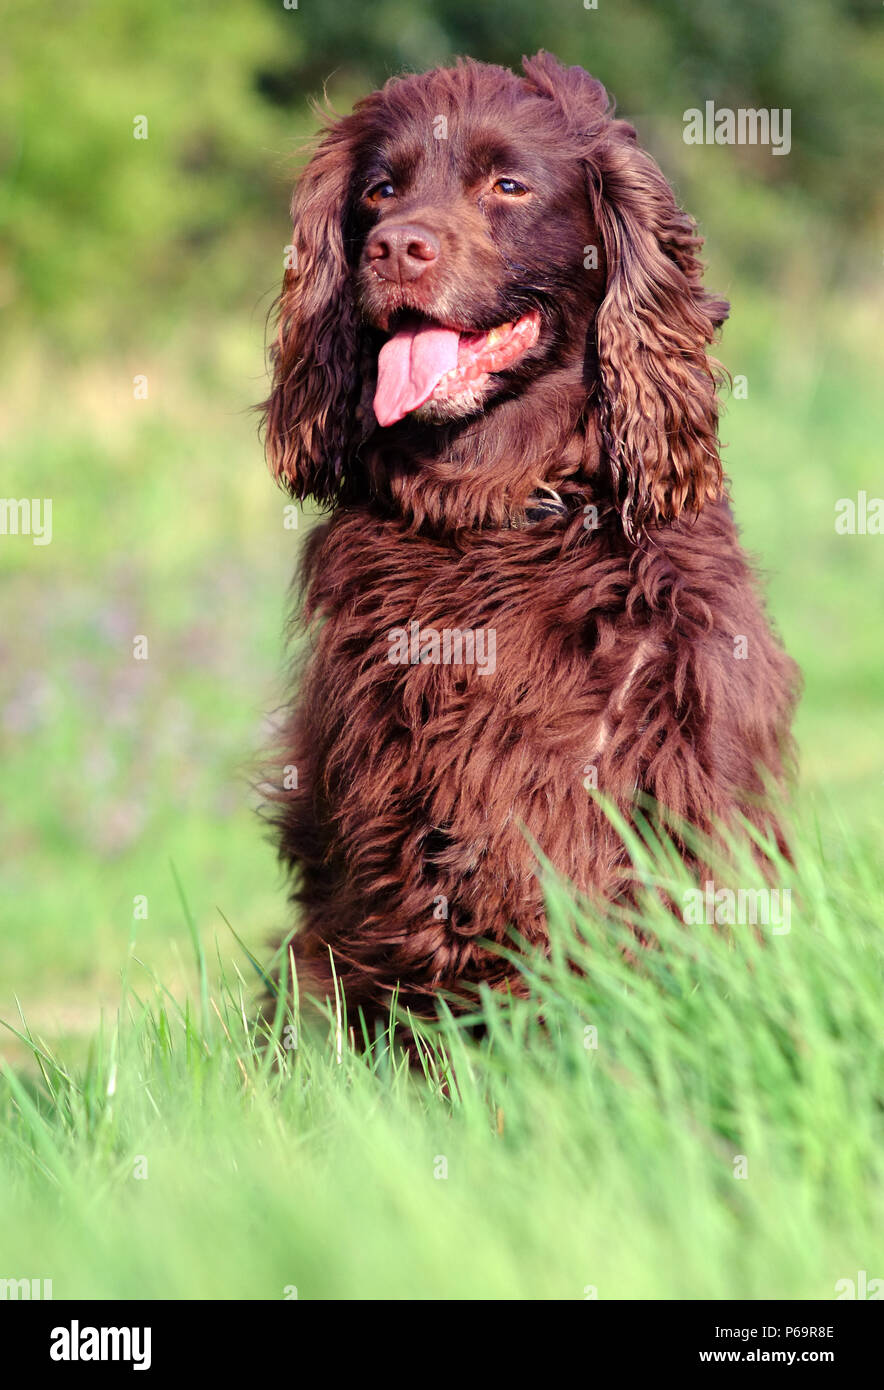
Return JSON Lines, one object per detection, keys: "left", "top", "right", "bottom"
{"left": 313, "top": 516, "right": 622, "bottom": 740}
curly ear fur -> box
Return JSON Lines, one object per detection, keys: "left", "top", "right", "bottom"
{"left": 523, "top": 52, "right": 729, "bottom": 541}
{"left": 263, "top": 124, "right": 361, "bottom": 502}
{"left": 590, "top": 134, "right": 730, "bottom": 539}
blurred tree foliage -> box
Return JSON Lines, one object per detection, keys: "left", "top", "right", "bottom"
{"left": 2, "top": 0, "right": 881, "bottom": 353}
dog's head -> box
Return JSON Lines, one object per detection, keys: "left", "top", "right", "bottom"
{"left": 264, "top": 52, "right": 728, "bottom": 539}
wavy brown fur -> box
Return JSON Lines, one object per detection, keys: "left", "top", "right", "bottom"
{"left": 261, "top": 52, "right": 799, "bottom": 1023}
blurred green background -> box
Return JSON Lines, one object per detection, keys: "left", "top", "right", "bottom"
{"left": 1, "top": 0, "right": 882, "bottom": 1045}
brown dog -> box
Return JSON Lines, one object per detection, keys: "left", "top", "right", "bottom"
{"left": 262, "top": 53, "right": 798, "bottom": 1024}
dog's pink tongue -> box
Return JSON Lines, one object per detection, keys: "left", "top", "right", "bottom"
{"left": 374, "top": 322, "right": 460, "bottom": 426}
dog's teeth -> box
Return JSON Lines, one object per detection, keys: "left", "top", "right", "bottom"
{"left": 484, "top": 324, "right": 510, "bottom": 348}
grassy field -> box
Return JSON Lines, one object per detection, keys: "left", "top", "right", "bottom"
{"left": 1, "top": 283, "right": 881, "bottom": 1298}
{"left": 1, "top": 816, "right": 881, "bottom": 1299}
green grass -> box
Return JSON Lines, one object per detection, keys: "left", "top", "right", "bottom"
{"left": 1, "top": 812, "right": 881, "bottom": 1300}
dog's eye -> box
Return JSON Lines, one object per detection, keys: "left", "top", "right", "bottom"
{"left": 492, "top": 177, "right": 529, "bottom": 197}
{"left": 365, "top": 180, "right": 396, "bottom": 204}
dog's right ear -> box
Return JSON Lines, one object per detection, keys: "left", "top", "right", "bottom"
{"left": 263, "top": 125, "right": 361, "bottom": 502}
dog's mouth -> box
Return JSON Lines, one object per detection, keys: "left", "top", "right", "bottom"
{"left": 373, "top": 310, "right": 541, "bottom": 427}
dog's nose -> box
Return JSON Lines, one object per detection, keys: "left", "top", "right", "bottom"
{"left": 364, "top": 223, "right": 440, "bottom": 283}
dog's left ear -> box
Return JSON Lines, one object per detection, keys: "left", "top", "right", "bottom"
{"left": 590, "top": 130, "right": 729, "bottom": 539}
{"left": 523, "top": 53, "right": 729, "bottom": 541}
